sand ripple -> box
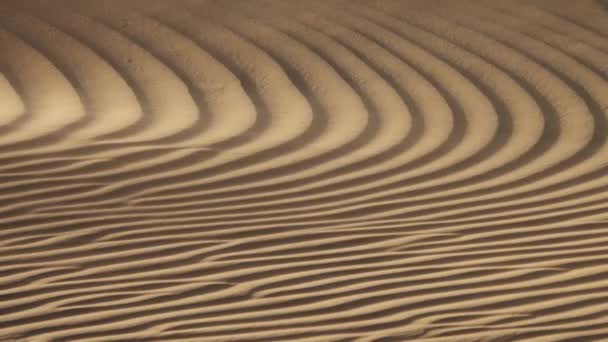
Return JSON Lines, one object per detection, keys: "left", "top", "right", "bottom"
{"left": 1, "top": 0, "right": 608, "bottom": 341}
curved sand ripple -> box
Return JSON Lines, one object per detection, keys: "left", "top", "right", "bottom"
{"left": 1, "top": 1, "right": 608, "bottom": 341}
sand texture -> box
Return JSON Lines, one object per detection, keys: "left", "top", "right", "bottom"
{"left": 1, "top": 0, "right": 608, "bottom": 341}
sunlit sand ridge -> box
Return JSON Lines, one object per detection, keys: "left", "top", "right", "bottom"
{"left": 1, "top": 0, "right": 608, "bottom": 341}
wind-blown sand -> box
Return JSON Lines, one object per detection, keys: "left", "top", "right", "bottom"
{"left": 1, "top": 0, "right": 608, "bottom": 341}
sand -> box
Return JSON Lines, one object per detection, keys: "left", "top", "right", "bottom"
{"left": 1, "top": 0, "right": 608, "bottom": 341}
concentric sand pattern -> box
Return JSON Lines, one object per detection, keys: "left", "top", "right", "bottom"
{"left": 1, "top": 0, "right": 608, "bottom": 341}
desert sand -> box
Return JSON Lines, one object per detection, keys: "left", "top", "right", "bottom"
{"left": 1, "top": 0, "right": 608, "bottom": 341}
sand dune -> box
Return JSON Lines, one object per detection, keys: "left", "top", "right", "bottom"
{"left": 1, "top": 0, "right": 608, "bottom": 341}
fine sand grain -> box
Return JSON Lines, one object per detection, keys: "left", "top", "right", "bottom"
{"left": 1, "top": 0, "right": 608, "bottom": 341}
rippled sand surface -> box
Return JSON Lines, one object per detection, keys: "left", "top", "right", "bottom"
{"left": 2, "top": 0, "right": 608, "bottom": 341}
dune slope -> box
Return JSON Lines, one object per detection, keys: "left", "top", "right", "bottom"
{"left": 1, "top": 0, "right": 608, "bottom": 341}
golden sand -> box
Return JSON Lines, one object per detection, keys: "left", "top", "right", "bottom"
{"left": 1, "top": 1, "right": 608, "bottom": 341}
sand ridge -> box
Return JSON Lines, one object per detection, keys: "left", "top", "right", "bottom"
{"left": 1, "top": 0, "right": 608, "bottom": 341}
